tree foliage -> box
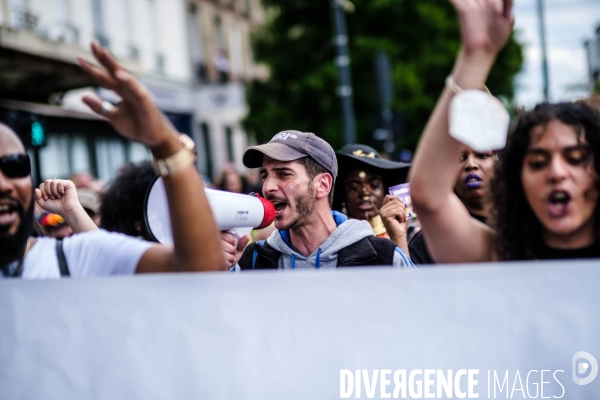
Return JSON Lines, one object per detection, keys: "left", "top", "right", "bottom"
{"left": 244, "top": 0, "right": 524, "bottom": 153}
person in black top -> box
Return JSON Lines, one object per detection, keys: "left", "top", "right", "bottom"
{"left": 409, "top": 0, "right": 600, "bottom": 263}
{"left": 409, "top": 147, "right": 496, "bottom": 264}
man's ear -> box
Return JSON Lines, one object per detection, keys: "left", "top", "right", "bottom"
{"left": 314, "top": 173, "right": 333, "bottom": 201}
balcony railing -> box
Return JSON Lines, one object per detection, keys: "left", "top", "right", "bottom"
{"left": 10, "top": 6, "right": 39, "bottom": 31}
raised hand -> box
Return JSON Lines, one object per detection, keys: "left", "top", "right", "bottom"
{"left": 450, "top": 0, "right": 514, "bottom": 55}
{"left": 35, "top": 179, "right": 98, "bottom": 233}
{"left": 77, "top": 42, "right": 178, "bottom": 155}
{"left": 35, "top": 179, "right": 80, "bottom": 217}
{"left": 378, "top": 195, "right": 408, "bottom": 240}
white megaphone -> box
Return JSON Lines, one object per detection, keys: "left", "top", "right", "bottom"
{"left": 144, "top": 176, "right": 276, "bottom": 245}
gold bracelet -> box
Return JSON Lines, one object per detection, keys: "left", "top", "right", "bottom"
{"left": 445, "top": 75, "right": 491, "bottom": 95}
{"left": 152, "top": 134, "right": 197, "bottom": 177}
{"left": 368, "top": 215, "right": 388, "bottom": 236}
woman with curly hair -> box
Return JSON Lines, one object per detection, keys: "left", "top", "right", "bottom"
{"left": 492, "top": 103, "right": 600, "bottom": 260}
{"left": 99, "top": 161, "right": 158, "bottom": 242}
{"left": 410, "top": 0, "right": 600, "bottom": 262}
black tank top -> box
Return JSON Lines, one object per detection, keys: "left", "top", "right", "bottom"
{"left": 535, "top": 242, "right": 600, "bottom": 260}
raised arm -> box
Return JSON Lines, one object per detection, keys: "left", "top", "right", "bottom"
{"left": 78, "top": 42, "right": 225, "bottom": 272}
{"left": 35, "top": 179, "right": 98, "bottom": 234}
{"left": 408, "top": 0, "right": 513, "bottom": 263}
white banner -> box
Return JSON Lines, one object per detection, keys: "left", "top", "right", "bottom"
{"left": 1, "top": 261, "right": 599, "bottom": 399}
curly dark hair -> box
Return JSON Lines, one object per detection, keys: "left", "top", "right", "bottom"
{"left": 99, "top": 161, "right": 157, "bottom": 240}
{"left": 492, "top": 102, "right": 600, "bottom": 260}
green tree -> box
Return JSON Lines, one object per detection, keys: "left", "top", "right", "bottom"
{"left": 244, "top": 0, "right": 524, "bottom": 153}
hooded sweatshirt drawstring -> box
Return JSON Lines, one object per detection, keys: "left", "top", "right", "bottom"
{"left": 267, "top": 211, "right": 394, "bottom": 269}
{"left": 316, "top": 248, "right": 322, "bottom": 269}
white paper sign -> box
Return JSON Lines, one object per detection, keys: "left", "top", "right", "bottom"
{"left": 1, "top": 261, "right": 599, "bottom": 399}
{"left": 449, "top": 90, "right": 510, "bottom": 151}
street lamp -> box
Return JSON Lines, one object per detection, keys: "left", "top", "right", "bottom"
{"left": 537, "top": 0, "right": 550, "bottom": 102}
{"left": 331, "top": 0, "right": 356, "bottom": 145}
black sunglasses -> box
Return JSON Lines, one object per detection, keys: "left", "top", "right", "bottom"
{"left": 0, "top": 154, "right": 31, "bottom": 178}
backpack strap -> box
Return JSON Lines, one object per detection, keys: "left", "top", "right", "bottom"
{"left": 336, "top": 236, "right": 396, "bottom": 267}
{"left": 55, "top": 239, "right": 70, "bottom": 277}
{"left": 238, "top": 241, "right": 281, "bottom": 270}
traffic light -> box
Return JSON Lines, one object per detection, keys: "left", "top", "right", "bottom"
{"left": 0, "top": 109, "right": 47, "bottom": 148}
{"left": 30, "top": 120, "right": 46, "bottom": 147}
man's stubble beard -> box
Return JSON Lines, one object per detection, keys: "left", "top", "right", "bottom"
{"left": 278, "top": 183, "right": 316, "bottom": 231}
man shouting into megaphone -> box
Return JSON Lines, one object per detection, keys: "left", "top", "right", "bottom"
{"left": 221, "top": 131, "right": 414, "bottom": 270}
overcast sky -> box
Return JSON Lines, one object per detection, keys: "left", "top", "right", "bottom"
{"left": 513, "top": 0, "right": 600, "bottom": 106}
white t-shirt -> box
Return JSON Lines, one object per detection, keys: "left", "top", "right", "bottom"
{"left": 14, "top": 230, "right": 153, "bottom": 279}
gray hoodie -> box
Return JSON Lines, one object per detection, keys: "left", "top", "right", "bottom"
{"left": 265, "top": 211, "right": 414, "bottom": 269}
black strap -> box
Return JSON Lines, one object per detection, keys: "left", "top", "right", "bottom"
{"left": 55, "top": 239, "right": 70, "bottom": 277}
{"left": 337, "top": 236, "right": 396, "bottom": 267}
{"left": 241, "top": 236, "right": 397, "bottom": 270}
{"left": 238, "top": 242, "right": 280, "bottom": 270}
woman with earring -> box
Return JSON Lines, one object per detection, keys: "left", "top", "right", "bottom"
{"left": 333, "top": 144, "right": 412, "bottom": 257}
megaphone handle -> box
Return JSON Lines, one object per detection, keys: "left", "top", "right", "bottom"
{"left": 228, "top": 227, "right": 253, "bottom": 248}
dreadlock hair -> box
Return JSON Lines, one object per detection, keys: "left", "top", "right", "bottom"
{"left": 492, "top": 102, "right": 600, "bottom": 260}
{"left": 296, "top": 156, "right": 335, "bottom": 207}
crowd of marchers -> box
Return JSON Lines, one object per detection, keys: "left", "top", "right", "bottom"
{"left": 2, "top": 0, "right": 600, "bottom": 279}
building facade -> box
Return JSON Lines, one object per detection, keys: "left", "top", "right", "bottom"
{"left": 185, "top": 0, "right": 265, "bottom": 180}
{"left": 0, "top": 0, "right": 264, "bottom": 183}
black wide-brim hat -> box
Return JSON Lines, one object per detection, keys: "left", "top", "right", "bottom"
{"left": 333, "top": 144, "right": 411, "bottom": 212}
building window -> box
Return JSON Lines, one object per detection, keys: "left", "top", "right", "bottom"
{"left": 148, "top": 0, "right": 164, "bottom": 73}
{"left": 34, "top": 130, "right": 150, "bottom": 183}
{"left": 188, "top": 2, "right": 207, "bottom": 82}
{"left": 122, "top": 0, "right": 139, "bottom": 59}
{"left": 39, "top": 134, "right": 70, "bottom": 180}
{"left": 91, "top": 0, "right": 109, "bottom": 47}
{"left": 201, "top": 122, "right": 213, "bottom": 179}
{"left": 214, "top": 16, "right": 226, "bottom": 51}
{"left": 70, "top": 136, "right": 90, "bottom": 174}
{"left": 128, "top": 142, "right": 151, "bottom": 163}
{"left": 95, "top": 138, "right": 127, "bottom": 182}
{"left": 214, "top": 16, "right": 230, "bottom": 83}
{"left": 229, "top": 23, "right": 244, "bottom": 77}
{"left": 38, "top": 134, "right": 91, "bottom": 181}
{"left": 9, "top": 0, "right": 38, "bottom": 31}
{"left": 225, "top": 126, "right": 234, "bottom": 162}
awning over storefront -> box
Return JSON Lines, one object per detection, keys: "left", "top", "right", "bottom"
{"left": 0, "top": 98, "right": 119, "bottom": 136}
{"left": 0, "top": 47, "right": 95, "bottom": 102}
{"left": 0, "top": 26, "right": 140, "bottom": 103}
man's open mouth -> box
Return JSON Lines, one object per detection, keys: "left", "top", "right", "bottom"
{"left": 0, "top": 202, "right": 19, "bottom": 231}
{"left": 548, "top": 190, "right": 571, "bottom": 218}
{"left": 464, "top": 174, "right": 482, "bottom": 189}
{"left": 271, "top": 200, "right": 288, "bottom": 216}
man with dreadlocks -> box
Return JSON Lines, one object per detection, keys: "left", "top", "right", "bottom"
{"left": 0, "top": 42, "right": 224, "bottom": 278}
